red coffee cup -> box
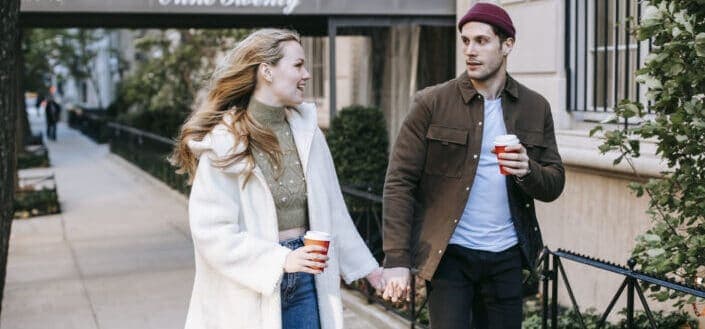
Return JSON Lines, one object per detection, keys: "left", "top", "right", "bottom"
{"left": 303, "top": 231, "right": 331, "bottom": 272}
{"left": 494, "top": 134, "right": 520, "bottom": 175}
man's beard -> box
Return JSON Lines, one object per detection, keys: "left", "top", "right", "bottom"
{"left": 468, "top": 58, "right": 503, "bottom": 82}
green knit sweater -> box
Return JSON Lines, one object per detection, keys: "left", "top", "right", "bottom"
{"left": 248, "top": 98, "right": 308, "bottom": 232}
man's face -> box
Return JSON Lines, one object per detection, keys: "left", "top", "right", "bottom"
{"left": 460, "top": 22, "right": 513, "bottom": 82}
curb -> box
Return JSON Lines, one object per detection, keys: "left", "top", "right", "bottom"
{"left": 341, "top": 288, "right": 411, "bottom": 329}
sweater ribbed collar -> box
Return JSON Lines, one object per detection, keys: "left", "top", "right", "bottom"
{"left": 248, "top": 97, "right": 286, "bottom": 126}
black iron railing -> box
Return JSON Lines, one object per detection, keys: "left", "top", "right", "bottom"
{"left": 105, "top": 122, "right": 190, "bottom": 195}
{"left": 67, "top": 108, "right": 111, "bottom": 143}
{"left": 539, "top": 248, "right": 705, "bottom": 329}
{"left": 341, "top": 185, "right": 429, "bottom": 329}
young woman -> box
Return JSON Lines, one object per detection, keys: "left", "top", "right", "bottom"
{"left": 170, "top": 29, "right": 384, "bottom": 329}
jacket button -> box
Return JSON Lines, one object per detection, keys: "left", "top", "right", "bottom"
{"left": 453, "top": 219, "right": 458, "bottom": 223}
{"left": 465, "top": 186, "right": 470, "bottom": 191}
{"left": 438, "top": 249, "right": 443, "bottom": 254}
{"left": 478, "top": 121, "right": 483, "bottom": 126}
{"left": 525, "top": 203, "right": 531, "bottom": 208}
{"left": 473, "top": 154, "right": 478, "bottom": 159}
{"left": 534, "top": 226, "right": 538, "bottom": 231}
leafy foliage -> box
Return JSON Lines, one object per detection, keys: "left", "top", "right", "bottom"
{"left": 522, "top": 296, "right": 698, "bottom": 329}
{"left": 115, "top": 29, "right": 249, "bottom": 134}
{"left": 589, "top": 0, "right": 705, "bottom": 309}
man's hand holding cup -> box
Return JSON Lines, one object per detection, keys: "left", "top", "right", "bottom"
{"left": 493, "top": 134, "right": 531, "bottom": 178}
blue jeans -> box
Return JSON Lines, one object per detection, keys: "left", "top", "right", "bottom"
{"left": 280, "top": 237, "right": 321, "bottom": 329}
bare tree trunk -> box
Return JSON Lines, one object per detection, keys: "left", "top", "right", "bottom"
{"left": 16, "top": 28, "right": 28, "bottom": 191}
{"left": 0, "top": 0, "right": 20, "bottom": 316}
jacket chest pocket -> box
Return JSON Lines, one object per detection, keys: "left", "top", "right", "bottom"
{"left": 424, "top": 125, "right": 468, "bottom": 178}
{"left": 517, "top": 130, "right": 546, "bottom": 161}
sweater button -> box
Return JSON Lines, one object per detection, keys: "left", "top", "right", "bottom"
{"left": 438, "top": 249, "right": 443, "bottom": 254}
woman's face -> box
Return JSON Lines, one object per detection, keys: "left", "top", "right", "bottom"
{"left": 267, "top": 40, "right": 311, "bottom": 107}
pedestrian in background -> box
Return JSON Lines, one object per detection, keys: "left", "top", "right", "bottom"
{"left": 45, "top": 95, "right": 61, "bottom": 141}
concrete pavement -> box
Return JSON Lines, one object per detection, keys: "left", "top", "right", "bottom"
{"left": 2, "top": 114, "right": 408, "bottom": 329}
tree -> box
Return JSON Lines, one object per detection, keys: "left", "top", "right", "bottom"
{"left": 23, "top": 28, "right": 115, "bottom": 108}
{"left": 114, "top": 29, "right": 249, "bottom": 137}
{"left": 590, "top": 0, "right": 705, "bottom": 309}
{"left": 22, "top": 29, "right": 58, "bottom": 95}
{"left": 0, "top": 0, "right": 19, "bottom": 315}
{"left": 121, "top": 29, "right": 249, "bottom": 115}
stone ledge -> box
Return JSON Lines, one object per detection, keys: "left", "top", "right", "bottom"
{"left": 556, "top": 130, "right": 668, "bottom": 179}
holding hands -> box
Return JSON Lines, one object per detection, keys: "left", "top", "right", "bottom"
{"left": 381, "top": 267, "right": 411, "bottom": 303}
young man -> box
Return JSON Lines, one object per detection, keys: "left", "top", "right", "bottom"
{"left": 381, "top": 3, "right": 565, "bottom": 328}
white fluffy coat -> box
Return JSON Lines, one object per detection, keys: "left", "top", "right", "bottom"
{"left": 184, "top": 102, "right": 378, "bottom": 329}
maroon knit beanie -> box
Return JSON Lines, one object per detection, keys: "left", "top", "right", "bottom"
{"left": 457, "top": 2, "right": 515, "bottom": 39}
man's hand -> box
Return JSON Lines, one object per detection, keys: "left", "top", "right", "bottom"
{"left": 382, "top": 267, "right": 411, "bottom": 302}
{"left": 495, "top": 143, "right": 531, "bottom": 178}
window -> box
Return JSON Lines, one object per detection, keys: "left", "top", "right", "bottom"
{"left": 301, "top": 37, "right": 325, "bottom": 100}
{"left": 566, "top": 0, "right": 651, "bottom": 115}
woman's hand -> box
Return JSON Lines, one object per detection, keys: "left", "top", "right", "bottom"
{"left": 284, "top": 245, "right": 329, "bottom": 274}
{"left": 365, "top": 267, "right": 386, "bottom": 293}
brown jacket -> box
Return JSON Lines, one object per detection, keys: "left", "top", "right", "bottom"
{"left": 383, "top": 72, "right": 565, "bottom": 281}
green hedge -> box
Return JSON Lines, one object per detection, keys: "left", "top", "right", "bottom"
{"left": 17, "top": 149, "right": 50, "bottom": 169}
{"left": 14, "top": 189, "right": 61, "bottom": 219}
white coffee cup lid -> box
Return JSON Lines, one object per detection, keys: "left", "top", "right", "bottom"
{"left": 494, "top": 134, "right": 520, "bottom": 146}
{"left": 304, "top": 231, "right": 331, "bottom": 241}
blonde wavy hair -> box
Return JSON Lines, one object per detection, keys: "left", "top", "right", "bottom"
{"left": 169, "top": 28, "right": 301, "bottom": 184}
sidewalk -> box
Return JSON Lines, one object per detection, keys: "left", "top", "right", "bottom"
{"left": 2, "top": 115, "right": 408, "bottom": 329}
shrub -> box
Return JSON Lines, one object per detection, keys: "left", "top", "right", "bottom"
{"left": 590, "top": 0, "right": 705, "bottom": 309}
{"left": 326, "top": 105, "right": 389, "bottom": 194}
{"left": 14, "top": 188, "right": 61, "bottom": 219}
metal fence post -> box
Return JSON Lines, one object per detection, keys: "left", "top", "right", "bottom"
{"left": 627, "top": 258, "right": 636, "bottom": 328}
{"left": 410, "top": 270, "right": 416, "bottom": 329}
{"left": 542, "top": 249, "right": 550, "bottom": 329}
{"left": 551, "top": 254, "right": 559, "bottom": 329}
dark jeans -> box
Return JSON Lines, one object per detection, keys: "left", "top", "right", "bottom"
{"left": 46, "top": 122, "right": 56, "bottom": 141}
{"left": 428, "top": 244, "right": 523, "bottom": 329}
{"left": 279, "top": 237, "right": 321, "bottom": 329}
